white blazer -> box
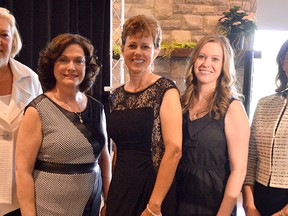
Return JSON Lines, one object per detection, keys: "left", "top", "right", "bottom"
{"left": 0, "top": 58, "right": 42, "bottom": 215}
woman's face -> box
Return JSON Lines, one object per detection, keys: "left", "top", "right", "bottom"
{"left": 0, "top": 18, "right": 13, "bottom": 67}
{"left": 194, "top": 42, "right": 223, "bottom": 89}
{"left": 53, "top": 44, "right": 86, "bottom": 90}
{"left": 121, "top": 32, "right": 159, "bottom": 76}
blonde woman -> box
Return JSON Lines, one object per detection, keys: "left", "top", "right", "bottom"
{"left": 176, "top": 35, "right": 250, "bottom": 216}
{"left": 0, "top": 7, "right": 42, "bottom": 216}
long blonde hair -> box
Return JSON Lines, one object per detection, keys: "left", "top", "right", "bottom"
{"left": 181, "top": 34, "right": 242, "bottom": 119}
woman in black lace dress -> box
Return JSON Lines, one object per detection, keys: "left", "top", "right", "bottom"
{"left": 106, "top": 15, "right": 182, "bottom": 216}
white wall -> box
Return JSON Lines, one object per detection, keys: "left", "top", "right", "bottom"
{"left": 257, "top": 0, "right": 288, "bottom": 31}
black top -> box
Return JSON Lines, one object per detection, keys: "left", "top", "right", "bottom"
{"left": 107, "top": 77, "right": 178, "bottom": 216}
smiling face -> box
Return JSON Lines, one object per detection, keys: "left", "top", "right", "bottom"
{"left": 194, "top": 42, "right": 224, "bottom": 89}
{"left": 53, "top": 44, "right": 86, "bottom": 90}
{"left": 121, "top": 32, "right": 159, "bottom": 76}
{"left": 0, "top": 17, "right": 13, "bottom": 67}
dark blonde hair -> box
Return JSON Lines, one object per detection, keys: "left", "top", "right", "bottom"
{"left": 181, "top": 34, "right": 241, "bottom": 119}
{"left": 121, "top": 14, "right": 162, "bottom": 49}
{"left": 0, "top": 7, "right": 22, "bottom": 58}
{"left": 38, "top": 33, "right": 101, "bottom": 93}
{"left": 275, "top": 39, "right": 288, "bottom": 93}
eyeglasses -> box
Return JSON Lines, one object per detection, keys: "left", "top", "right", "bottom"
{"left": 56, "top": 56, "right": 86, "bottom": 67}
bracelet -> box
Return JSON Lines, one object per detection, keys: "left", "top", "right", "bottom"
{"left": 280, "top": 211, "right": 285, "bottom": 216}
{"left": 146, "top": 204, "right": 162, "bottom": 216}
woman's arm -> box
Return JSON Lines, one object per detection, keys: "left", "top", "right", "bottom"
{"left": 242, "top": 102, "right": 260, "bottom": 216}
{"left": 98, "top": 111, "right": 112, "bottom": 215}
{"left": 99, "top": 141, "right": 111, "bottom": 202}
{"left": 242, "top": 184, "right": 261, "bottom": 216}
{"left": 98, "top": 141, "right": 111, "bottom": 216}
{"left": 15, "top": 107, "right": 42, "bottom": 216}
{"left": 272, "top": 204, "right": 288, "bottom": 216}
{"left": 217, "top": 100, "right": 250, "bottom": 216}
{"left": 142, "top": 88, "right": 183, "bottom": 215}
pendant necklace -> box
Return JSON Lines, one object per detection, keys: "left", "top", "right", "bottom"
{"left": 54, "top": 94, "right": 84, "bottom": 124}
{"left": 65, "top": 103, "right": 84, "bottom": 124}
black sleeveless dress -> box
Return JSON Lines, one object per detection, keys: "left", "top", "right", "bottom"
{"left": 176, "top": 111, "right": 237, "bottom": 216}
{"left": 106, "top": 77, "right": 178, "bottom": 216}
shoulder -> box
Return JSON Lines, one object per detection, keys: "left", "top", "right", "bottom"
{"left": 26, "top": 94, "right": 46, "bottom": 108}
{"left": 154, "top": 77, "right": 179, "bottom": 96}
{"left": 224, "top": 99, "right": 249, "bottom": 136}
{"left": 9, "top": 58, "right": 38, "bottom": 79}
{"left": 252, "top": 93, "right": 285, "bottom": 119}
{"left": 227, "top": 99, "right": 246, "bottom": 115}
{"left": 110, "top": 84, "right": 125, "bottom": 95}
{"left": 225, "top": 99, "right": 249, "bottom": 126}
{"left": 156, "top": 77, "right": 177, "bottom": 88}
{"left": 24, "top": 94, "right": 47, "bottom": 116}
{"left": 257, "top": 93, "right": 283, "bottom": 105}
{"left": 10, "top": 59, "right": 42, "bottom": 94}
{"left": 87, "top": 95, "right": 104, "bottom": 109}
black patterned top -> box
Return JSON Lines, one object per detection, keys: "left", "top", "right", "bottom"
{"left": 106, "top": 77, "right": 178, "bottom": 216}
{"left": 108, "top": 77, "right": 178, "bottom": 171}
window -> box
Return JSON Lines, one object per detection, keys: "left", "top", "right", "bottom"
{"left": 249, "top": 30, "right": 288, "bottom": 120}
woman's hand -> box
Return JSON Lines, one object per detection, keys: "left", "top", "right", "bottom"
{"left": 100, "top": 203, "right": 107, "bottom": 216}
{"left": 140, "top": 204, "right": 162, "bottom": 216}
{"left": 244, "top": 206, "right": 261, "bottom": 216}
{"left": 272, "top": 204, "right": 288, "bottom": 216}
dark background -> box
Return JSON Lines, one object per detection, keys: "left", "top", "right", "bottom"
{"left": 0, "top": 0, "right": 111, "bottom": 102}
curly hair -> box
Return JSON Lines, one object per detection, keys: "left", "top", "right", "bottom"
{"left": 121, "top": 14, "right": 162, "bottom": 49}
{"left": 38, "top": 33, "right": 101, "bottom": 93}
{"left": 181, "top": 34, "right": 242, "bottom": 120}
{"left": 275, "top": 39, "right": 288, "bottom": 93}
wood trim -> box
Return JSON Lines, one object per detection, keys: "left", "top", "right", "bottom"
{"left": 158, "top": 48, "right": 193, "bottom": 58}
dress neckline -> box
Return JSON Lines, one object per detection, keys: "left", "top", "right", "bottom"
{"left": 43, "top": 94, "right": 89, "bottom": 114}
{"left": 123, "top": 77, "right": 164, "bottom": 94}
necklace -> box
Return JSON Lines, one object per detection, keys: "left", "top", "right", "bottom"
{"left": 53, "top": 93, "right": 84, "bottom": 124}
{"left": 64, "top": 103, "right": 84, "bottom": 124}
{"left": 189, "top": 109, "right": 205, "bottom": 120}
{"left": 189, "top": 100, "right": 209, "bottom": 120}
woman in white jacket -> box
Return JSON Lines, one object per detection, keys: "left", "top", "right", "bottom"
{"left": 0, "top": 7, "right": 42, "bottom": 216}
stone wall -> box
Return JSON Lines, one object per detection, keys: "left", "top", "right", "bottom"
{"left": 114, "top": 0, "right": 256, "bottom": 43}
{"left": 112, "top": 0, "right": 257, "bottom": 94}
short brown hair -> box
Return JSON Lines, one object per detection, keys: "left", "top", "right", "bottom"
{"left": 121, "top": 15, "right": 162, "bottom": 49}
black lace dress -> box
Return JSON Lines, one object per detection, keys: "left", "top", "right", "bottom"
{"left": 106, "top": 77, "right": 178, "bottom": 216}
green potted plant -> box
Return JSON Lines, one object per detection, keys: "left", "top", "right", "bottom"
{"left": 160, "top": 41, "right": 196, "bottom": 59}
{"left": 112, "top": 41, "right": 196, "bottom": 60}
